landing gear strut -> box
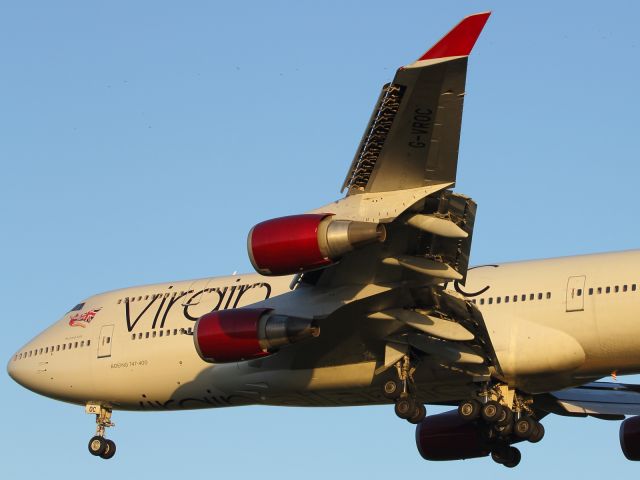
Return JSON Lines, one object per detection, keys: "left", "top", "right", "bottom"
{"left": 384, "top": 355, "right": 427, "bottom": 424}
{"left": 86, "top": 403, "right": 116, "bottom": 460}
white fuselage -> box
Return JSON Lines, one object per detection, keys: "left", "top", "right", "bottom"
{"left": 8, "top": 250, "right": 640, "bottom": 411}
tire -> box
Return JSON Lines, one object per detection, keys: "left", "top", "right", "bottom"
{"left": 88, "top": 436, "right": 107, "bottom": 456}
{"left": 458, "top": 399, "right": 481, "bottom": 421}
{"left": 490, "top": 444, "right": 509, "bottom": 464}
{"left": 529, "top": 422, "right": 545, "bottom": 443}
{"left": 496, "top": 407, "right": 513, "bottom": 427}
{"left": 514, "top": 416, "right": 535, "bottom": 439}
{"left": 394, "top": 398, "right": 415, "bottom": 419}
{"left": 408, "top": 403, "right": 427, "bottom": 424}
{"left": 481, "top": 401, "right": 504, "bottom": 423}
{"left": 100, "top": 439, "right": 116, "bottom": 460}
{"left": 383, "top": 380, "right": 402, "bottom": 400}
{"left": 503, "top": 447, "right": 521, "bottom": 468}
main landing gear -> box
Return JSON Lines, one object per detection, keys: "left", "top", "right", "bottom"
{"left": 458, "top": 385, "right": 545, "bottom": 468}
{"left": 383, "top": 355, "right": 427, "bottom": 424}
{"left": 85, "top": 403, "right": 117, "bottom": 460}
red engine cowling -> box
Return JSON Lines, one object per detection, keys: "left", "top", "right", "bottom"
{"left": 193, "top": 308, "right": 319, "bottom": 363}
{"left": 247, "top": 214, "right": 385, "bottom": 276}
{"left": 415, "top": 410, "right": 491, "bottom": 461}
{"left": 620, "top": 416, "right": 640, "bottom": 460}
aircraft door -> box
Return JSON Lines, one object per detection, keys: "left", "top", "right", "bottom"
{"left": 566, "top": 276, "right": 586, "bottom": 312}
{"left": 97, "top": 324, "right": 114, "bottom": 358}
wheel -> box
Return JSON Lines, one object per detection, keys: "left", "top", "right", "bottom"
{"left": 383, "top": 380, "right": 402, "bottom": 400}
{"left": 407, "top": 403, "right": 427, "bottom": 424}
{"left": 503, "top": 447, "right": 521, "bottom": 468}
{"left": 458, "top": 399, "right": 481, "bottom": 421}
{"left": 514, "top": 416, "right": 536, "bottom": 439}
{"left": 490, "top": 444, "right": 509, "bottom": 464}
{"left": 481, "top": 400, "right": 504, "bottom": 423}
{"left": 88, "top": 436, "right": 107, "bottom": 456}
{"left": 394, "top": 398, "right": 415, "bottom": 419}
{"left": 100, "top": 439, "right": 116, "bottom": 459}
{"left": 496, "top": 407, "right": 513, "bottom": 427}
{"left": 529, "top": 422, "right": 545, "bottom": 443}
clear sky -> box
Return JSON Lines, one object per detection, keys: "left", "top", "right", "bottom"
{"left": 2, "top": 0, "right": 640, "bottom": 477}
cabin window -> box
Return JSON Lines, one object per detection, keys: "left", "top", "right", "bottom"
{"left": 488, "top": 298, "right": 493, "bottom": 305}
{"left": 173, "top": 329, "right": 178, "bottom": 335}
{"left": 131, "top": 334, "right": 136, "bottom": 340}
{"left": 117, "top": 299, "right": 122, "bottom": 304}
{"left": 152, "top": 331, "right": 157, "bottom": 338}
{"left": 159, "top": 331, "right": 164, "bottom": 337}
{"left": 615, "top": 286, "right": 620, "bottom": 293}
{"left": 496, "top": 297, "right": 501, "bottom": 304}
{"left": 606, "top": 287, "right": 611, "bottom": 294}
{"left": 505, "top": 296, "right": 510, "bottom": 303}
{"left": 589, "top": 288, "right": 594, "bottom": 295}
{"left": 74, "top": 342, "right": 78, "bottom": 348}
{"left": 624, "top": 285, "right": 628, "bottom": 292}
{"left": 529, "top": 294, "right": 534, "bottom": 301}
{"left": 597, "top": 287, "right": 602, "bottom": 294}
{"left": 145, "top": 332, "right": 150, "bottom": 339}
{"left": 512, "top": 295, "right": 517, "bottom": 302}
{"left": 633, "top": 284, "right": 637, "bottom": 291}
{"left": 576, "top": 289, "right": 582, "bottom": 297}
{"left": 547, "top": 292, "right": 551, "bottom": 299}
{"left": 87, "top": 340, "right": 91, "bottom": 346}
{"left": 138, "top": 333, "right": 143, "bottom": 339}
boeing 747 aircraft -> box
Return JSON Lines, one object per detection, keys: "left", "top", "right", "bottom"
{"left": 8, "top": 12, "right": 640, "bottom": 468}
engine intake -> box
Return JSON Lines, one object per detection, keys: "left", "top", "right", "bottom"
{"left": 193, "top": 308, "right": 319, "bottom": 363}
{"left": 247, "top": 214, "right": 385, "bottom": 276}
{"left": 620, "top": 416, "right": 640, "bottom": 460}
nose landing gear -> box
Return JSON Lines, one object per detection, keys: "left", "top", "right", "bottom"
{"left": 85, "top": 403, "right": 116, "bottom": 460}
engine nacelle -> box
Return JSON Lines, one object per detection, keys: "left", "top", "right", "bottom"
{"left": 620, "top": 416, "right": 640, "bottom": 460}
{"left": 193, "top": 308, "right": 320, "bottom": 363}
{"left": 415, "top": 410, "right": 491, "bottom": 461}
{"left": 247, "top": 214, "right": 385, "bottom": 276}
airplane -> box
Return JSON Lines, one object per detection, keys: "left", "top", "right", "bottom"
{"left": 7, "top": 11, "right": 640, "bottom": 468}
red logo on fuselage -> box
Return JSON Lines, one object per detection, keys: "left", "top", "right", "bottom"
{"left": 69, "top": 309, "right": 101, "bottom": 328}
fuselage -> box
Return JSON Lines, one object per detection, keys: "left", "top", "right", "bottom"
{"left": 8, "top": 250, "right": 640, "bottom": 411}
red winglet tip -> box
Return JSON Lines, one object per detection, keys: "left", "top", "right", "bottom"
{"left": 418, "top": 11, "right": 491, "bottom": 61}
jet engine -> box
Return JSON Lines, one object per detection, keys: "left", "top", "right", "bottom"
{"left": 247, "top": 214, "right": 386, "bottom": 276}
{"left": 620, "top": 416, "right": 640, "bottom": 460}
{"left": 193, "top": 308, "right": 320, "bottom": 363}
{"left": 415, "top": 410, "right": 492, "bottom": 461}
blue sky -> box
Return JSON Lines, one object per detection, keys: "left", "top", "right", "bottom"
{"left": 2, "top": 0, "right": 640, "bottom": 477}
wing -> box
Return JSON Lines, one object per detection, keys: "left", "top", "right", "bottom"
{"left": 544, "top": 382, "right": 640, "bottom": 417}
{"left": 342, "top": 12, "right": 491, "bottom": 195}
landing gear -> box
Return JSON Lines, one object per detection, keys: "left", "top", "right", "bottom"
{"left": 85, "top": 403, "right": 116, "bottom": 460}
{"left": 384, "top": 355, "right": 427, "bottom": 424}
{"left": 491, "top": 445, "right": 521, "bottom": 468}
{"left": 457, "top": 384, "right": 545, "bottom": 468}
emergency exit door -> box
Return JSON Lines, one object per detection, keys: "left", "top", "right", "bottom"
{"left": 97, "top": 324, "right": 114, "bottom": 358}
{"left": 566, "top": 276, "right": 586, "bottom": 312}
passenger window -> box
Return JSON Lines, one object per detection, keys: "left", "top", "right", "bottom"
{"left": 173, "top": 329, "right": 178, "bottom": 335}
{"left": 62, "top": 344, "right": 66, "bottom": 350}
{"left": 496, "top": 297, "right": 501, "bottom": 304}
{"left": 615, "top": 286, "right": 620, "bottom": 293}
{"left": 166, "top": 330, "right": 171, "bottom": 336}
{"left": 39, "top": 348, "right": 43, "bottom": 354}
{"left": 624, "top": 285, "right": 628, "bottom": 292}
{"left": 633, "top": 284, "right": 637, "bottom": 291}
{"left": 106, "top": 338, "right": 110, "bottom": 344}
{"left": 138, "top": 333, "right": 143, "bottom": 339}
{"left": 188, "top": 328, "right": 193, "bottom": 334}
{"left": 546, "top": 292, "right": 551, "bottom": 299}
{"left": 606, "top": 287, "right": 611, "bottom": 294}
{"left": 597, "top": 287, "right": 602, "bottom": 294}
{"left": 45, "top": 347, "right": 49, "bottom": 353}
{"left": 159, "top": 331, "right": 164, "bottom": 337}
{"left": 131, "top": 334, "right": 136, "bottom": 340}
{"left": 589, "top": 288, "right": 593, "bottom": 295}
{"left": 505, "top": 296, "right": 509, "bottom": 303}
{"left": 479, "top": 298, "right": 485, "bottom": 305}
{"left": 577, "top": 289, "right": 582, "bottom": 297}
{"left": 145, "top": 332, "right": 150, "bottom": 339}
{"left": 529, "top": 294, "right": 534, "bottom": 301}
{"left": 488, "top": 298, "right": 493, "bottom": 305}
{"left": 56, "top": 345, "right": 60, "bottom": 351}
{"left": 152, "top": 331, "right": 157, "bottom": 338}
{"left": 521, "top": 294, "right": 526, "bottom": 301}
{"left": 74, "top": 342, "right": 78, "bottom": 348}
{"left": 80, "top": 341, "right": 84, "bottom": 347}
{"left": 87, "top": 340, "right": 91, "bottom": 346}
{"left": 538, "top": 293, "right": 543, "bottom": 300}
